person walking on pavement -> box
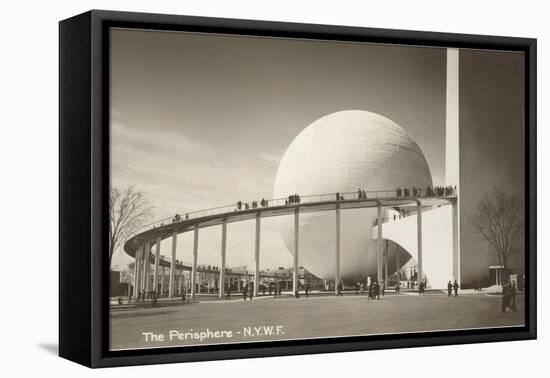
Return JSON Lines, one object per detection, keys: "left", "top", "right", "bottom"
{"left": 510, "top": 282, "right": 518, "bottom": 312}
{"left": 368, "top": 282, "right": 374, "bottom": 299}
{"left": 501, "top": 281, "right": 511, "bottom": 312}
{"left": 337, "top": 280, "right": 343, "bottom": 297}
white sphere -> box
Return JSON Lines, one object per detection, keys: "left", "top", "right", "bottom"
{"left": 273, "top": 110, "right": 432, "bottom": 281}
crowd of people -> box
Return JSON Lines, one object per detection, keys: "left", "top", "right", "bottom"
{"left": 338, "top": 280, "right": 387, "bottom": 299}
{"left": 236, "top": 281, "right": 287, "bottom": 299}
{"left": 396, "top": 185, "right": 457, "bottom": 198}
{"left": 241, "top": 283, "right": 253, "bottom": 300}
{"left": 236, "top": 198, "right": 272, "bottom": 211}
{"left": 447, "top": 280, "right": 460, "bottom": 297}
{"left": 165, "top": 185, "right": 458, "bottom": 226}
{"left": 357, "top": 189, "right": 368, "bottom": 199}
{"left": 171, "top": 213, "right": 189, "bottom": 223}
{"left": 231, "top": 185, "right": 457, "bottom": 214}
{"left": 194, "top": 264, "right": 224, "bottom": 272}
{"left": 286, "top": 194, "right": 301, "bottom": 205}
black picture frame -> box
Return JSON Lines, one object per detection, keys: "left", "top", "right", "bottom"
{"left": 59, "top": 9, "right": 537, "bottom": 368}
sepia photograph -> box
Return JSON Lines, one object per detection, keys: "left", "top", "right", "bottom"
{"left": 107, "top": 28, "right": 526, "bottom": 351}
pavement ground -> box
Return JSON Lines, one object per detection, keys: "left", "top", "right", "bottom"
{"left": 110, "top": 292, "right": 524, "bottom": 350}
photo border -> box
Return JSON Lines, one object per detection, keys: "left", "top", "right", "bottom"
{"left": 59, "top": 9, "right": 536, "bottom": 368}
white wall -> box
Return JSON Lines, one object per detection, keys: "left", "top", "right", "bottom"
{"left": 1, "top": 0, "right": 546, "bottom": 377}
{"left": 374, "top": 205, "right": 454, "bottom": 289}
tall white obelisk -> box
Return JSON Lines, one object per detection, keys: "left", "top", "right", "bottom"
{"left": 446, "top": 48, "right": 461, "bottom": 284}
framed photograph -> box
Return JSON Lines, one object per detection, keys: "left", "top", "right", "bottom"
{"left": 59, "top": 10, "right": 536, "bottom": 368}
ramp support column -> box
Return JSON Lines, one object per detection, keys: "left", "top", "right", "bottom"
{"left": 168, "top": 233, "right": 177, "bottom": 298}
{"left": 133, "top": 246, "right": 142, "bottom": 299}
{"left": 293, "top": 208, "right": 299, "bottom": 297}
{"left": 335, "top": 204, "right": 341, "bottom": 295}
{"left": 377, "top": 204, "right": 383, "bottom": 284}
{"left": 142, "top": 241, "right": 150, "bottom": 293}
{"left": 219, "top": 220, "right": 227, "bottom": 299}
{"left": 153, "top": 238, "right": 161, "bottom": 294}
{"left": 254, "top": 214, "right": 261, "bottom": 297}
{"left": 417, "top": 202, "right": 423, "bottom": 287}
{"left": 191, "top": 225, "right": 199, "bottom": 299}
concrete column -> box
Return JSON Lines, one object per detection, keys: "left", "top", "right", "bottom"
{"left": 198, "top": 272, "right": 202, "bottom": 294}
{"left": 447, "top": 48, "right": 461, "bottom": 285}
{"left": 175, "top": 269, "right": 180, "bottom": 295}
{"left": 384, "top": 240, "right": 389, "bottom": 289}
{"left": 377, "top": 204, "right": 383, "bottom": 283}
{"left": 446, "top": 48, "right": 460, "bottom": 185}
{"left": 133, "top": 247, "right": 142, "bottom": 299}
{"left": 178, "top": 269, "right": 184, "bottom": 295}
{"left": 452, "top": 200, "right": 461, "bottom": 285}
{"left": 219, "top": 220, "right": 227, "bottom": 299}
{"left": 396, "top": 245, "right": 401, "bottom": 280}
{"left": 160, "top": 265, "right": 165, "bottom": 295}
{"left": 140, "top": 246, "right": 147, "bottom": 291}
{"left": 191, "top": 225, "right": 199, "bottom": 299}
{"left": 417, "top": 202, "right": 423, "bottom": 286}
{"left": 254, "top": 214, "right": 261, "bottom": 297}
{"left": 153, "top": 238, "right": 161, "bottom": 294}
{"left": 335, "top": 204, "right": 341, "bottom": 295}
{"left": 168, "top": 232, "right": 177, "bottom": 298}
{"left": 139, "top": 246, "right": 145, "bottom": 292}
{"left": 139, "top": 246, "right": 144, "bottom": 293}
{"left": 293, "top": 208, "right": 299, "bottom": 296}
{"left": 143, "top": 241, "right": 151, "bottom": 293}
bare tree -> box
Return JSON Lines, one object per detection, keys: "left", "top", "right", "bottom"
{"left": 109, "top": 186, "right": 153, "bottom": 268}
{"left": 473, "top": 189, "right": 523, "bottom": 272}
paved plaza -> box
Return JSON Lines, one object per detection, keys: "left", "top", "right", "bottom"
{"left": 110, "top": 292, "right": 524, "bottom": 350}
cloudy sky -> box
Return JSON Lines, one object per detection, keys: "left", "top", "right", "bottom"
{"left": 110, "top": 28, "right": 448, "bottom": 270}
{"left": 110, "top": 28, "right": 524, "bottom": 275}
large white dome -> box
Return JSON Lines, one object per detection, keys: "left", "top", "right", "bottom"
{"left": 273, "top": 110, "right": 432, "bottom": 281}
